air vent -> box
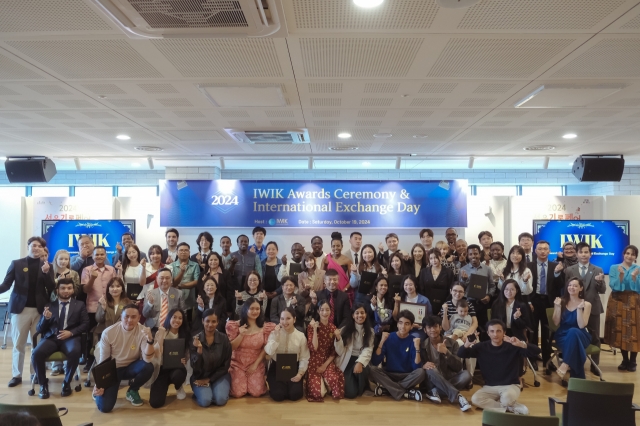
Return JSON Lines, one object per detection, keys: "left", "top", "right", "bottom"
{"left": 135, "top": 146, "right": 164, "bottom": 151}
{"left": 523, "top": 145, "right": 555, "bottom": 151}
{"left": 92, "top": 0, "right": 287, "bottom": 38}
{"left": 225, "top": 128, "right": 310, "bottom": 144}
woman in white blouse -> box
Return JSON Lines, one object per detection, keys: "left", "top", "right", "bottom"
{"left": 499, "top": 245, "right": 533, "bottom": 297}
{"left": 489, "top": 242, "right": 507, "bottom": 284}
{"left": 117, "top": 244, "right": 145, "bottom": 294}
{"left": 264, "top": 307, "right": 310, "bottom": 401}
{"left": 335, "top": 303, "right": 374, "bottom": 399}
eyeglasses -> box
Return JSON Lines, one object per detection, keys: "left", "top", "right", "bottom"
{"left": 452, "top": 290, "right": 465, "bottom": 294}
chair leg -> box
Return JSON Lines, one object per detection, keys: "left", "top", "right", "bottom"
{"left": 526, "top": 357, "right": 540, "bottom": 387}
{"left": 587, "top": 355, "right": 605, "bottom": 381}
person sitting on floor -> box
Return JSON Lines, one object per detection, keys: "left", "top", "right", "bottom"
{"left": 369, "top": 309, "right": 425, "bottom": 401}
{"left": 420, "top": 315, "right": 472, "bottom": 412}
{"left": 458, "top": 319, "right": 540, "bottom": 415}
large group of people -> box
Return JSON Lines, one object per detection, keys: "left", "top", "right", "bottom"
{"left": 0, "top": 226, "right": 635, "bottom": 416}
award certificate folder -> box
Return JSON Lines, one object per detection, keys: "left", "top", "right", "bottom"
{"left": 358, "top": 271, "right": 378, "bottom": 295}
{"left": 399, "top": 302, "right": 428, "bottom": 324}
{"left": 162, "top": 339, "right": 185, "bottom": 370}
{"left": 289, "top": 263, "right": 303, "bottom": 276}
{"left": 275, "top": 353, "right": 298, "bottom": 382}
{"left": 93, "top": 357, "right": 118, "bottom": 390}
{"left": 466, "top": 274, "right": 488, "bottom": 300}
{"left": 126, "top": 283, "right": 143, "bottom": 301}
{"left": 388, "top": 274, "right": 403, "bottom": 296}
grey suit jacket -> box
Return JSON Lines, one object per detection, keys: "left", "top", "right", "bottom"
{"left": 564, "top": 263, "right": 606, "bottom": 314}
{"left": 142, "top": 287, "right": 185, "bottom": 328}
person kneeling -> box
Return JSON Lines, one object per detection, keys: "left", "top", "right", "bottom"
{"left": 420, "top": 315, "right": 472, "bottom": 411}
{"left": 92, "top": 305, "right": 155, "bottom": 412}
{"left": 369, "top": 310, "right": 425, "bottom": 401}
{"left": 265, "top": 307, "right": 310, "bottom": 401}
{"left": 32, "top": 279, "right": 89, "bottom": 399}
{"left": 190, "top": 309, "right": 232, "bottom": 408}
{"left": 457, "top": 319, "right": 540, "bottom": 415}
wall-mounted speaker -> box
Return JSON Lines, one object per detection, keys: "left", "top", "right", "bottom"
{"left": 4, "top": 157, "right": 57, "bottom": 183}
{"left": 572, "top": 155, "right": 624, "bottom": 182}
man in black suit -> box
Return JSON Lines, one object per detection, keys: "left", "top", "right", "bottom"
{"left": 519, "top": 232, "right": 537, "bottom": 264}
{"left": 316, "top": 270, "right": 350, "bottom": 328}
{"left": 0, "top": 237, "right": 55, "bottom": 387}
{"left": 31, "top": 279, "right": 89, "bottom": 398}
{"left": 162, "top": 228, "right": 180, "bottom": 264}
{"left": 527, "top": 240, "right": 564, "bottom": 370}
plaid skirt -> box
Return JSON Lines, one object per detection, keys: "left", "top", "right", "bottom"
{"left": 604, "top": 291, "right": 640, "bottom": 352}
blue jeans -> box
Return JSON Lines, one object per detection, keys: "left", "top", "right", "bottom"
{"left": 95, "top": 360, "right": 154, "bottom": 413}
{"left": 191, "top": 374, "right": 231, "bottom": 407}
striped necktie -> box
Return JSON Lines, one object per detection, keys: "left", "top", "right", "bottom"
{"left": 159, "top": 293, "right": 169, "bottom": 325}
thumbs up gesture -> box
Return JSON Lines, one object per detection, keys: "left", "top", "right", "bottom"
{"left": 43, "top": 306, "right": 52, "bottom": 319}
{"left": 41, "top": 260, "right": 50, "bottom": 274}
{"left": 436, "top": 342, "right": 448, "bottom": 354}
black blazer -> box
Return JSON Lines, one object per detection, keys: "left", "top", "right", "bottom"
{"left": 161, "top": 249, "right": 176, "bottom": 265}
{"left": 269, "top": 294, "right": 306, "bottom": 332}
{"left": 198, "top": 269, "right": 234, "bottom": 314}
{"left": 0, "top": 257, "right": 55, "bottom": 314}
{"left": 193, "top": 295, "right": 227, "bottom": 334}
{"left": 36, "top": 298, "right": 89, "bottom": 340}
{"left": 490, "top": 299, "right": 531, "bottom": 341}
{"left": 527, "top": 260, "right": 562, "bottom": 302}
{"left": 419, "top": 267, "right": 454, "bottom": 314}
{"left": 317, "top": 289, "right": 351, "bottom": 328}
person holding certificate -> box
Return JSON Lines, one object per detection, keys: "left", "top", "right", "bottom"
{"left": 369, "top": 310, "right": 425, "bottom": 401}
{"left": 392, "top": 276, "right": 432, "bottom": 338}
{"left": 264, "top": 307, "right": 310, "bottom": 401}
{"left": 306, "top": 300, "right": 345, "bottom": 402}
{"left": 419, "top": 249, "right": 454, "bottom": 316}
{"left": 149, "top": 308, "right": 189, "bottom": 408}
{"left": 335, "top": 304, "right": 375, "bottom": 399}
{"left": 190, "top": 309, "right": 232, "bottom": 407}
{"left": 459, "top": 245, "right": 495, "bottom": 340}
{"left": 368, "top": 276, "right": 395, "bottom": 338}
{"left": 353, "top": 244, "right": 383, "bottom": 306}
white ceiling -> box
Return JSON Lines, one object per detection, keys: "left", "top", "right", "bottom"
{"left": 0, "top": 0, "right": 639, "bottom": 170}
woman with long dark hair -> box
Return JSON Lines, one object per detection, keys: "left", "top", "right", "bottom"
{"left": 368, "top": 276, "right": 395, "bottom": 336}
{"left": 149, "top": 308, "right": 190, "bottom": 407}
{"left": 200, "top": 252, "right": 233, "bottom": 316}
{"left": 226, "top": 297, "right": 276, "bottom": 398}
{"left": 500, "top": 245, "right": 533, "bottom": 297}
{"left": 353, "top": 244, "right": 383, "bottom": 305}
{"left": 491, "top": 279, "right": 531, "bottom": 341}
{"left": 408, "top": 243, "right": 428, "bottom": 280}
{"left": 194, "top": 275, "right": 227, "bottom": 334}
{"left": 94, "top": 277, "right": 131, "bottom": 346}
{"left": 419, "top": 248, "right": 454, "bottom": 315}
{"left": 191, "top": 231, "right": 214, "bottom": 272}
{"left": 118, "top": 244, "right": 144, "bottom": 292}
{"left": 552, "top": 278, "right": 592, "bottom": 379}
{"left": 298, "top": 252, "right": 326, "bottom": 293}
{"left": 234, "top": 271, "right": 267, "bottom": 317}
{"left": 335, "top": 303, "right": 374, "bottom": 399}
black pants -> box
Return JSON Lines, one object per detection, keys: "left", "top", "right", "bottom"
{"left": 344, "top": 356, "right": 370, "bottom": 399}
{"left": 267, "top": 363, "right": 303, "bottom": 402}
{"left": 32, "top": 336, "right": 82, "bottom": 385}
{"left": 531, "top": 295, "right": 552, "bottom": 362}
{"left": 149, "top": 366, "right": 187, "bottom": 408}
{"left": 86, "top": 313, "right": 97, "bottom": 363}
{"left": 472, "top": 297, "right": 492, "bottom": 341}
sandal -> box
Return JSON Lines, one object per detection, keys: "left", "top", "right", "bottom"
{"left": 556, "top": 367, "right": 568, "bottom": 379}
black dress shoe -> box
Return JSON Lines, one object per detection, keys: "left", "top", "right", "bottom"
{"left": 61, "top": 381, "right": 72, "bottom": 397}
{"left": 627, "top": 362, "right": 637, "bottom": 372}
{"left": 8, "top": 377, "right": 22, "bottom": 387}
{"left": 39, "top": 384, "right": 50, "bottom": 399}
{"left": 619, "top": 360, "right": 629, "bottom": 370}
{"left": 547, "top": 362, "right": 558, "bottom": 372}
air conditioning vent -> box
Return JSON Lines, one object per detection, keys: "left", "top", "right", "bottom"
{"left": 92, "top": 0, "right": 286, "bottom": 38}
{"left": 225, "top": 129, "right": 309, "bottom": 144}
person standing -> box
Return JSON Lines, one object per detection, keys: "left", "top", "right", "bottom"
{"left": 249, "top": 227, "right": 267, "bottom": 262}
{"left": 605, "top": 245, "right": 640, "bottom": 371}
{"left": 518, "top": 232, "right": 536, "bottom": 264}
{"left": 310, "top": 236, "right": 327, "bottom": 269}
{"left": 171, "top": 243, "right": 200, "bottom": 326}
{"left": 344, "top": 232, "right": 363, "bottom": 264}
{"left": 420, "top": 229, "right": 434, "bottom": 251}
{"left": 219, "top": 236, "right": 233, "bottom": 270}
{"left": 278, "top": 243, "right": 305, "bottom": 281}
{"left": 162, "top": 228, "right": 179, "bottom": 264}
{"left": 230, "top": 235, "right": 262, "bottom": 292}
{"left": 459, "top": 244, "right": 495, "bottom": 339}
{"left": 111, "top": 232, "right": 147, "bottom": 265}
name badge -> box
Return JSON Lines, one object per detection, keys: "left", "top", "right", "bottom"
{"left": 170, "top": 294, "right": 175, "bottom": 299}
{"left": 23, "top": 267, "right": 29, "bottom": 272}
{"left": 406, "top": 347, "right": 409, "bottom": 352}
{"left": 131, "top": 345, "right": 136, "bottom": 350}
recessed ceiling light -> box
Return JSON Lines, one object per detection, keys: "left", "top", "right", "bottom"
{"left": 523, "top": 145, "right": 555, "bottom": 151}
{"left": 353, "top": 0, "right": 384, "bottom": 8}
{"left": 338, "top": 132, "right": 352, "bottom": 139}
{"left": 131, "top": 162, "right": 140, "bottom": 167}
{"left": 328, "top": 146, "right": 359, "bottom": 151}
{"left": 116, "top": 134, "right": 131, "bottom": 140}
{"left": 98, "top": 95, "right": 107, "bottom": 99}
{"left": 373, "top": 133, "right": 392, "bottom": 138}
{"left": 413, "top": 134, "right": 428, "bottom": 139}
{"left": 562, "top": 133, "right": 577, "bottom": 139}
{"left": 362, "top": 161, "right": 371, "bottom": 167}
{"left": 134, "top": 146, "right": 164, "bottom": 152}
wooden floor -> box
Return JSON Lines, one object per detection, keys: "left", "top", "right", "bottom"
{"left": 1, "top": 343, "right": 638, "bottom": 426}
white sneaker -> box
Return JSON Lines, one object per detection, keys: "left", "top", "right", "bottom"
{"left": 458, "top": 394, "right": 472, "bottom": 411}
{"left": 426, "top": 388, "right": 441, "bottom": 403}
{"left": 506, "top": 403, "right": 529, "bottom": 415}
{"left": 176, "top": 386, "right": 187, "bottom": 400}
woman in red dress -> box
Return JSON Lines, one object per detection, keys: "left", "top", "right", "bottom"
{"left": 306, "top": 300, "right": 345, "bottom": 402}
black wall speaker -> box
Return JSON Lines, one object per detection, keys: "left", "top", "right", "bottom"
{"left": 572, "top": 155, "right": 624, "bottom": 182}
{"left": 4, "top": 157, "right": 57, "bottom": 183}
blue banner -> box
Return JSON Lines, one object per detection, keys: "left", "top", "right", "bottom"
{"left": 42, "top": 220, "right": 136, "bottom": 262}
{"left": 533, "top": 220, "right": 630, "bottom": 273}
{"left": 160, "top": 180, "right": 467, "bottom": 228}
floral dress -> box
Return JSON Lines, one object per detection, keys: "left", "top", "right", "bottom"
{"left": 306, "top": 322, "right": 345, "bottom": 402}
{"left": 226, "top": 320, "right": 276, "bottom": 397}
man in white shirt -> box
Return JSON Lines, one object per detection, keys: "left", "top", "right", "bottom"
{"left": 344, "top": 232, "right": 363, "bottom": 264}
{"left": 142, "top": 268, "right": 185, "bottom": 329}
{"left": 311, "top": 236, "right": 326, "bottom": 267}
{"left": 278, "top": 243, "right": 305, "bottom": 281}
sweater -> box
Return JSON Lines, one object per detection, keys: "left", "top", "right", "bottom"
{"left": 371, "top": 333, "right": 421, "bottom": 373}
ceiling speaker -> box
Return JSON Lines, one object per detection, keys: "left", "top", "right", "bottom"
{"left": 572, "top": 155, "right": 624, "bottom": 182}
{"left": 5, "top": 157, "right": 57, "bottom": 183}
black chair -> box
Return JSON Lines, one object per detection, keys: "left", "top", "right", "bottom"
{"left": 549, "top": 378, "right": 640, "bottom": 426}
{"left": 0, "top": 403, "right": 92, "bottom": 426}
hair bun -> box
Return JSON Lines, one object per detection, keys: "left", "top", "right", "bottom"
{"left": 331, "top": 231, "right": 342, "bottom": 240}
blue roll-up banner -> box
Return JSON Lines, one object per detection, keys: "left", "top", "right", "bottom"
{"left": 42, "top": 219, "right": 136, "bottom": 262}
{"left": 160, "top": 180, "right": 467, "bottom": 228}
{"left": 533, "top": 220, "right": 630, "bottom": 274}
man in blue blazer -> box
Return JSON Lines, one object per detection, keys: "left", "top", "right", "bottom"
{"left": 32, "top": 278, "right": 89, "bottom": 398}
{"left": 0, "top": 237, "right": 55, "bottom": 387}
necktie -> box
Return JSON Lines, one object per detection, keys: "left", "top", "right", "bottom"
{"left": 539, "top": 263, "right": 546, "bottom": 295}
{"left": 159, "top": 293, "right": 168, "bottom": 326}
{"left": 354, "top": 253, "right": 358, "bottom": 264}
{"left": 581, "top": 265, "right": 587, "bottom": 277}
{"left": 526, "top": 254, "right": 531, "bottom": 263}
{"left": 329, "top": 293, "right": 335, "bottom": 325}
{"left": 58, "top": 302, "right": 68, "bottom": 331}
